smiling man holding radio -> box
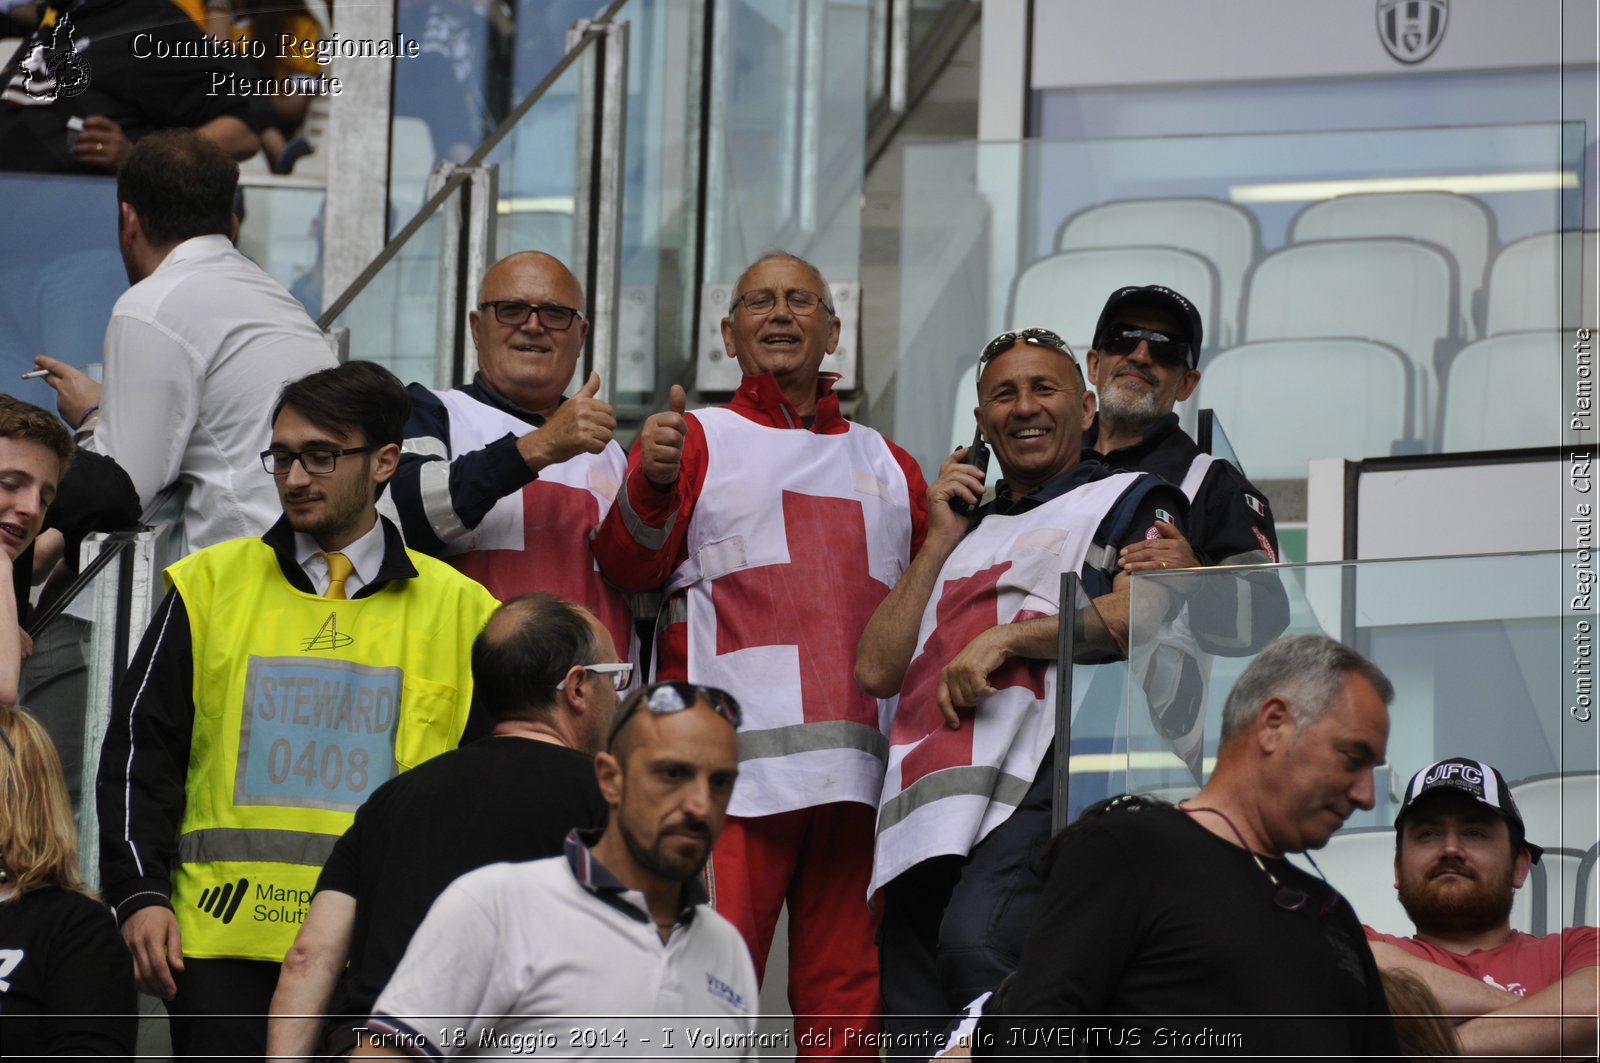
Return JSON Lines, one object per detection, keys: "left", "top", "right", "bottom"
{"left": 856, "top": 325, "right": 1188, "bottom": 1053}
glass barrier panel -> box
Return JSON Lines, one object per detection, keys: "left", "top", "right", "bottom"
{"left": 892, "top": 125, "right": 1585, "bottom": 492}
{"left": 237, "top": 179, "right": 328, "bottom": 318}
{"left": 0, "top": 173, "right": 122, "bottom": 408}
{"left": 326, "top": 179, "right": 463, "bottom": 387}
{"left": 20, "top": 547, "right": 125, "bottom": 822}
{"left": 704, "top": 0, "right": 866, "bottom": 288}
{"left": 389, "top": 0, "right": 598, "bottom": 236}
{"left": 610, "top": 0, "right": 703, "bottom": 406}
{"left": 480, "top": 39, "right": 590, "bottom": 282}
{"left": 1118, "top": 553, "right": 1596, "bottom": 936}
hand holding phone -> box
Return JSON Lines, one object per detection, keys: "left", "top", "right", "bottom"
{"left": 949, "top": 430, "right": 990, "bottom": 518}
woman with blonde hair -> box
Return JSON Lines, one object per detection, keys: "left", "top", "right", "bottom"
{"left": 0, "top": 703, "right": 136, "bottom": 1059}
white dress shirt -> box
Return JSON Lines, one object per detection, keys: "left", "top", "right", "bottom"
{"left": 87, "top": 235, "right": 336, "bottom": 558}
{"left": 293, "top": 519, "right": 387, "bottom": 599}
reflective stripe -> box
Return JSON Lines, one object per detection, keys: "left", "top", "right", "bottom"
{"left": 662, "top": 595, "right": 688, "bottom": 626}
{"left": 737, "top": 721, "right": 888, "bottom": 763}
{"left": 177, "top": 827, "right": 338, "bottom": 868}
{"left": 1179, "top": 453, "right": 1219, "bottom": 502}
{"left": 1084, "top": 542, "right": 1119, "bottom": 575}
{"left": 877, "top": 765, "right": 1033, "bottom": 833}
{"left": 617, "top": 483, "right": 674, "bottom": 551}
{"left": 403, "top": 435, "right": 449, "bottom": 459}
{"left": 418, "top": 460, "right": 465, "bottom": 541}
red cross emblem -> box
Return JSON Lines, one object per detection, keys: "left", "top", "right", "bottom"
{"left": 451, "top": 479, "right": 632, "bottom": 651}
{"left": 893, "top": 561, "right": 1048, "bottom": 789}
{"left": 709, "top": 490, "right": 889, "bottom": 726}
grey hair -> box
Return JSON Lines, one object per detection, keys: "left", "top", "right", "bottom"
{"left": 734, "top": 250, "right": 834, "bottom": 313}
{"left": 1218, "top": 634, "right": 1394, "bottom": 743}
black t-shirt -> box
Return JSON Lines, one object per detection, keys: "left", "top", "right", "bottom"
{"left": 314, "top": 736, "right": 608, "bottom": 1040}
{"left": 978, "top": 801, "right": 1401, "bottom": 1059}
{"left": 0, "top": 886, "right": 137, "bottom": 1062}
{"left": 0, "top": 0, "right": 254, "bottom": 173}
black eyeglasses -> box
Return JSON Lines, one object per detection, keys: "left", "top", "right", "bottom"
{"left": 260, "top": 445, "right": 375, "bottom": 476}
{"left": 606, "top": 682, "right": 742, "bottom": 749}
{"left": 478, "top": 300, "right": 585, "bottom": 331}
{"left": 979, "top": 327, "right": 1077, "bottom": 369}
{"left": 1097, "top": 327, "right": 1192, "bottom": 368}
{"left": 0, "top": 721, "right": 13, "bottom": 758}
{"left": 730, "top": 288, "right": 833, "bottom": 317}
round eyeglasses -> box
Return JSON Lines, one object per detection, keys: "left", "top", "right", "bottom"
{"left": 730, "top": 288, "right": 833, "bottom": 317}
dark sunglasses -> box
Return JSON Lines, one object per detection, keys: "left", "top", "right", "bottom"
{"left": 606, "top": 682, "right": 742, "bottom": 750}
{"left": 979, "top": 326, "right": 1076, "bottom": 369}
{"left": 1097, "top": 327, "right": 1192, "bottom": 368}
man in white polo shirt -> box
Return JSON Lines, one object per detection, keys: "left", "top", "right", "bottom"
{"left": 356, "top": 682, "right": 757, "bottom": 1059}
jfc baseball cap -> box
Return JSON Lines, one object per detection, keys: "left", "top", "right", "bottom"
{"left": 1091, "top": 285, "right": 1204, "bottom": 369}
{"left": 1395, "top": 757, "right": 1544, "bottom": 863}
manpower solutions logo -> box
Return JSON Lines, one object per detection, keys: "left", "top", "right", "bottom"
{"left": 196, "top": 877, "right": 250, "bottom": 924}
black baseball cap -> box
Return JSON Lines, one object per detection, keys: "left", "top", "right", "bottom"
{"left": 1092, "top": 285, "right": 1204, "bottom": 369}
{"left": 1395, "top": 757, "right": 1543, "bottom": 863}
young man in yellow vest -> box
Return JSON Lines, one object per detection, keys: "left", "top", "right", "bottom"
{"left": 96, "top": 360, "right": 498, "bottom": 1062}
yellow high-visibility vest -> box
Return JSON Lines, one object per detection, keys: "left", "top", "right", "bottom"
{"left": 166, "top": 535, "right": 498, "bottom": 961}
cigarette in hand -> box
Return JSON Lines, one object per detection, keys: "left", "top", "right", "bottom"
{"left": 20, "top": 369, "right": 49, "bottom": 380}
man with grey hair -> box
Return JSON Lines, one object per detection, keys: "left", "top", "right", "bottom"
{"left": 591, "top": 250, "right": 928, "bottom": 1056}
{"left": 973, "top": 633, "right": 1403, "bottom": 1058}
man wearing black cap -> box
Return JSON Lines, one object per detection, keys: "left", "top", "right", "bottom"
{"left": 1085, "top": 285, "right": 1280, "bottom": 581}
{"left": 1366, "top": 757, "right": 1598, "bottom": 1056}
{"left": 1082, "top": 286, "right": 1289, "bottom": 767}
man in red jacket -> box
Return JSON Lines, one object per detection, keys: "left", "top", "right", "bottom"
{"left": 591, "top": 251, "right": 927, "bottom": 1056}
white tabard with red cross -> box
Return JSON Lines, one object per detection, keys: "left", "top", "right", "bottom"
{"left": 418, "top": 389, "right": 634, "bottom": 658}
{"left": 665, "top": 407, "right": 915, "bottom": 817}
{"left": 871, "top": 472, "right": 1142, "bottom": 893}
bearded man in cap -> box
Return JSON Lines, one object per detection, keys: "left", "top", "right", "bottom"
{"left": 1366, "top": 757, "right": 1598, "bottom": 1059}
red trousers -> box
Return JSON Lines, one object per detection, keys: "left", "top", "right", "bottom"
{"left": 707, "top": 802, "right": 882, "bottom": 1058}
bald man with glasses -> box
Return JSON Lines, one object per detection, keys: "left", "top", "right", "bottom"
{"left": 385, "top": 250, "right": 636, "bottom": 684}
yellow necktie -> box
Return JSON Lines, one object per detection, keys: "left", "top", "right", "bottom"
{"left": 320, "top": 551, "right": 354, "bottom": 600}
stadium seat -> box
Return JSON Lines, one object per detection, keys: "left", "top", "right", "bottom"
{"left": 1290, "top": 827, "right": 1410, "bottom": 936}
{"left": 1242, "top": 238, "right": 1458, "bottom": 442}
{"left": 1055, "top": 197, "right": 1259, "bottom": 346}
{"left": 1009, "top": 246, "right": 1221, "bottom": 360}
{"left": 1290, "top": 192, "right": 1494, "bottom": 338}
{"left": 1510, "top": 772, "right": 1600, "bottom": 858}
{"left": 1484, "top": 230, "right": 1599, "bottom": 335}
{"left": 1195, "top": 339, "right": 1414, "bottom": 480}
{"left": 1439, "top": 332, "right": 1581, "bottom": 453}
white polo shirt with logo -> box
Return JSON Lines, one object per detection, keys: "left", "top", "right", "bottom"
{"left": 368, "top": 835, "right": 759, "bottom": 1059}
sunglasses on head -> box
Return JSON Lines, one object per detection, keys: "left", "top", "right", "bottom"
{"left": 605, "top": 682, "right": 742, "bottom": 750}
{"left": 978, "top": 327, "right": 1077, "bottom": 369}
{"left": 1097, "top": 327, "right": 1192, "bottom": 368}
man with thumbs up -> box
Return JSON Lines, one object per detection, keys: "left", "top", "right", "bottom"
{"left": 386, "top": 251, "right": 635, "bottom": 677}
{"left": 591, "top": 251, "right": 928, "bottom": 1057}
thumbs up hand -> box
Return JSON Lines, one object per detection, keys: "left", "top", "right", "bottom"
{"left": 519, "top": 370, "right": 616, "bottom": 471}
{"left": 640, "top": 384, "right": 689, "bottom": 488}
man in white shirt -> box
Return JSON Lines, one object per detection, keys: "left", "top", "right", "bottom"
{"left": 355, "top": 682, "right": 757, "bottom": 1060}
{"left": 34, "top": 128, "right": 334, "bottom": 558}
